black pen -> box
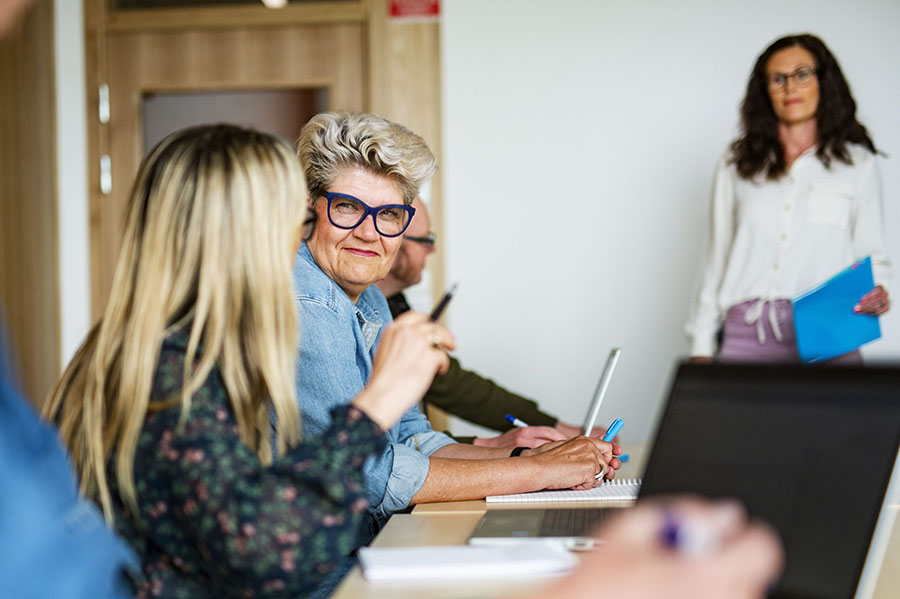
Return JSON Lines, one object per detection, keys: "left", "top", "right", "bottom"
{"left": 429, "top": 282, "right": 458, "bottom": 321}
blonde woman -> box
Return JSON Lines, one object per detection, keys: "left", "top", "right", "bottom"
{"left": 43, "top": 125, "right": 452, "bottom": 599}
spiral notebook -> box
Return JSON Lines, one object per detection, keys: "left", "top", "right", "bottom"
{"left": 486, "top": 478, "right": 641, "bottom": 503}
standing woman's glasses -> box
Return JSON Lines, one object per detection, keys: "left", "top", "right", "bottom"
{"left": 767, "top": 66, "right": 817, "bottom": 90}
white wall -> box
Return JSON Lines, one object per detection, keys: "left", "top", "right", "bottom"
{"left": 55, "top": 0, "right": 90, "bottom": 366}
{"left": 441, "top": 0, "right": 900, "bottom": 442}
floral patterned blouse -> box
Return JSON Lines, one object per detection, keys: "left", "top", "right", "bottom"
{"left": 107, "top": 333, "right": 387, "bottom": 598}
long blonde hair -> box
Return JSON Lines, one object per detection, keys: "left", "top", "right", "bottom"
{"left": 44, "top": 125, "right": 305, "bottom": 522}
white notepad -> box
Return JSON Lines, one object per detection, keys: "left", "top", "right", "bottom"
{"left": 486, "top": 478, "right": 641, "bottom": 503}
{"left": 358, "top": 541, "right": 577, "bottom": 581}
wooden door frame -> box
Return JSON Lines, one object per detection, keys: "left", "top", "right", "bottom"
{"left": 84, "top": 0, "right": 444, "bottom": 313}
{"left": 83, "top": 0, "right": 445, "bottom": 428}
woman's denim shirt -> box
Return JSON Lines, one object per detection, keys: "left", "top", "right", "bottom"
{"left": 292, "top": 243, "right": 455, "bottom": 526}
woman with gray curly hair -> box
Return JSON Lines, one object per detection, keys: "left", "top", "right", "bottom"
{"left": 296, "top": 112, "right": 435, "bottom": 301}
{"left": 292, "top": 112, "right": 622, "bottom": 595}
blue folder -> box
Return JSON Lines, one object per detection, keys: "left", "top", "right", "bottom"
{"left": 792, "top": 256, "right": 881, "bottom": 363}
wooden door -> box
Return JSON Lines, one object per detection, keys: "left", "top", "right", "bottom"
{"left": 86, "top": 3, "right": 366, "bottom": 318}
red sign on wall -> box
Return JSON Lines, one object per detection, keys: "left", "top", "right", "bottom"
{"left": 388, "top": 0, "right": 440, "bottom": 20}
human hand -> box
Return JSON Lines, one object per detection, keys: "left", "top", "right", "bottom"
{"left": 855, "top": 285, "right": 890, "bottom": 316}
{"left": 472, "top": 426, "right": 567, "bottom": 448}
{"left": 555, "top": 420, "right": 619, "bottom": 444}
{"left": 523, "top": 436, "right": 617, "bottom": 490}
{"left": 352, "top": 312, "right": 454, "bottom": 430}
{"left": 525, "top": 437, "right": 624, "bottom": 470}
{"left": 526, "top": 437, "right": 624, "bottom": 481}
{"left": 550, "top": 497, "right": 783, "bottom": 599}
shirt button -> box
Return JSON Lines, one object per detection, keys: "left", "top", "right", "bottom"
{"left": 774, "top": 262, "right": 779, "bottom": 270}
{"left": 781, "top": 233, "right": 787, "bottom": 241}
{"left": 785, "top": 204, "right": 791, "bottom": 211}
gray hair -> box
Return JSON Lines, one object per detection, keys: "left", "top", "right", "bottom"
{"left": 297, "top": 111, "right": 436, "bottom": 206}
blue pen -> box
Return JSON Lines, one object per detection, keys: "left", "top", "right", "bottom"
{"left": 595, "top": 419, "right": 624, "bottom": 480}
{"left": 505, "top": 414, "right": 529, "bottom": 428}
{"left": 602, "top": 418, "right": 624, "bottom": 442}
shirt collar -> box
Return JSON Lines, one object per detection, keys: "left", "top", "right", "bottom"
{"left": 293, "top": 242, "right": 335, "bottom": 304}
{"left": 790, "top": 144, "right": 819, "bottom": 171}
{"left": 293, "top": 243, "right": 386, "bottom": 351}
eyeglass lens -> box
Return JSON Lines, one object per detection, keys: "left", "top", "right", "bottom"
{"left": 405, "top": 233, "right": 436, "bottom": 249}
{"left": 768, "top": 67, "right": 816, "bottom": 89}
{"left": 328, "top": 195, "right": 411, "bottom": 237}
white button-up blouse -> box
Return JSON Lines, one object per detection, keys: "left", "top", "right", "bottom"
{"left": 686, "top": 144, "right": 891, "bottom": 356}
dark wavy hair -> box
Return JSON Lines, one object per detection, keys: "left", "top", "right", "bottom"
{"left": 730, "top": 33, "right": 878, "bottom": 180}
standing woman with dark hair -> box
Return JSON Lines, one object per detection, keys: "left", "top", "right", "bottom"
{"left": 686, "top": 33, "right": 890, "bottom": 363}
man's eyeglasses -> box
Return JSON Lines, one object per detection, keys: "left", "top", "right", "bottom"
{"left": 767, "top": 66, "right": 817, "bottom": 90}
{"left": 323, "top": 192, "right": 415, "bottom": 238}
{"left": 301, "top": 210, "right": 317, "bottom": 241}
{"left": 403, "top": 231, "right": 437, "bottom": 250}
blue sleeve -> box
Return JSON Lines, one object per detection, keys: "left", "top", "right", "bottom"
{"left": 0, "top": 379, "right": 138, "bottom": 598}
{"left": 395, "top": 403, "right": 456, "bottom": 455}
{"left": 365, "top": 404, "right": 456, "bottom": 522}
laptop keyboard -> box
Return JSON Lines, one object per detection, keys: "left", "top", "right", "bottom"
{"left": 538, "top": 508, "right": 614, "bottom": 537}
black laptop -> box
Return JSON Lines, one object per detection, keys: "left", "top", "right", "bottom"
{"left": 468, "top": 362, "right": 900, "bottom": 597}
{"left": 639, "top": 362, "right": 900, "bottom": 599}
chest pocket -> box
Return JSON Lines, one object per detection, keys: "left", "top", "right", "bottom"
{"left": 806, "top": 182, "right": 851, "bottom": 228}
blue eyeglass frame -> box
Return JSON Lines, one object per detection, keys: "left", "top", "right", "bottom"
{"left": 323, "top": 192, "right": 416, "bottom": 238}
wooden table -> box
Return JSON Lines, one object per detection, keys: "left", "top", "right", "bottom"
{"left": 333, "top": 445, "right": 900, "bottom": 599}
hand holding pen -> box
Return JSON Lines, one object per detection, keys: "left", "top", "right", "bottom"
{"left": 426, "top": 282, "right": 458, "bottom": 351}
{"left": 506, "top": 414, "right": 628, "bottom": 480}
{"left": 594, "top": 418, "right": 625, "bottom": 480}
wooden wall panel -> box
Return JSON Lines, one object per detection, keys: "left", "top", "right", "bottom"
{"left": 366, "top": 2, "right": 445, "bottom": 430}
{"left": 105, "top": 2, "right": 365, "bottom": 32}
{"left": 0, "top": 0, "right": 60, "bottom": 406}
{"left": 366, "top": 1, "right": 442, "bottom": 302}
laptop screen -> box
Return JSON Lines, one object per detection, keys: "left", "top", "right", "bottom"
{"left": 639, "top": 363, "right": 900, "bottom": 599}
